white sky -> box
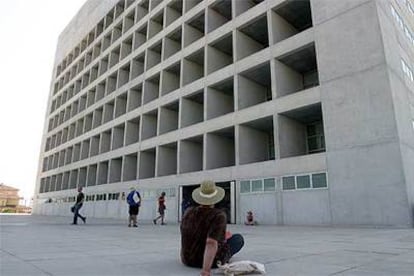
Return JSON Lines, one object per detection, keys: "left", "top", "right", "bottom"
{"left": 0, "top": 0, "right": 87, "bottom": 202}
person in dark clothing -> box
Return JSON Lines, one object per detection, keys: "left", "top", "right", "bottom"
{"left": 72, "top": 187, "right": 86, "bottom": 225}
{"left": 126, "top": 187, "right": 141, "bottom": 227}
{"left": 181, "top": 198, "right": 191, "bottom": 217}
{"left": 153, "top": 191, "right": 166, "bottom": 225}
{"left": 180, "top": 181, "right": 244, "bottom": 276}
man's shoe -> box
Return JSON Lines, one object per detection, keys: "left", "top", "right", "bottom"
{"left": 161, "top": 222, "right": 166, "bottom": 225}
{"left": 153, "top": 219, "right": 156, "bottom": 225}
{"left": 71, "top": 223, "right": 77, "bottom": 225}
{"left": 133, "top": 224, "right": 138, "bottom": 227}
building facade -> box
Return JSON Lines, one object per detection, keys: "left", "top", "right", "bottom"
{"left": 0, "top": 184, "right": 23, "bottom": 212}
{"left": 34, "top": 0, "right": 414, "bottom": 226}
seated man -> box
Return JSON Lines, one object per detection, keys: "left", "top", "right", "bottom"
{"left": 245, "top": 211, "right": 256, "bottom": 226}
{"left": 180, "top": 180, "right": 244, "bottom": 276}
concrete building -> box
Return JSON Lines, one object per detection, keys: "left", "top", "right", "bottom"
{"left": 34, "top": 0, "right": 414, "bottom": 227}
{"left": 0, "top": 184, "right": 24, "bottom": 213}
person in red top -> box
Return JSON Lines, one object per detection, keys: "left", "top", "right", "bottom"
{"left": 180, "top": 180, "right": 244, "bottom": 276}
{"left": 153, "top": 191, "right": 166, "bottom": 225}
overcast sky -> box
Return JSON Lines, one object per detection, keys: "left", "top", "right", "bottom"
{"left": 0, "top": 0, "right": 87, "bottom": 202}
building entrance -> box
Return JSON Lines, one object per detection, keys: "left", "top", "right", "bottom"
{"left": 180, "top": 181, "right": 234, "bottom": 223}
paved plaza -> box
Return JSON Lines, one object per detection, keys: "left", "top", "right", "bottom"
{"left": 1, "top": 214, "right": 414, "bottom": 275}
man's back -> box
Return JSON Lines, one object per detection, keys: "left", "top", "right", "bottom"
{"left": 180, "top": 206, "right": 228, "bottom": 268}
{"left": 127, "top": 190, "right": 140, "bottom": 206}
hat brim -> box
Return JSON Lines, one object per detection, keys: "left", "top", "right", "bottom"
{"left": 192, "top": 186, "right": 225, "bottom": 205}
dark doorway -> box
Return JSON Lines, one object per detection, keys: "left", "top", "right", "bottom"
{"left": 181, "top": 181, "right": 232, "bottom": 223}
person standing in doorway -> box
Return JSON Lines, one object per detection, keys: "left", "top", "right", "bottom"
{"left": 126, "top": 187, "right": 141, "bottom": 227}
{"left": 181, "top": 198, "right": 191, "bottom": 217}
{"left": 153, "top": 191, "right": 166, "bottom": 225}
{"left": 72, "top": 187, "right": 86, "bottom": 225}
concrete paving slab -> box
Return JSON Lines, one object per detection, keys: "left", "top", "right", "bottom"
{"left": 1, "top": 215, "right": 414, "bottom": 275}
{"left": 337, "top": 260, "right": 414, "bottom": 276}
{"left": 266, "top": 260, "right": 348, "bottom": 275}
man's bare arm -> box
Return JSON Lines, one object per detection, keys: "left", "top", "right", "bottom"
{"left": 200, "top": 237, "right": 218, "bottom": 276}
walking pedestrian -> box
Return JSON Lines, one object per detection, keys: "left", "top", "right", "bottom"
{"left": 153, "top": 191, "right": 166, "bottom": 225}
{"left": 71, "top": 187, "right": 86, "bottom": 225}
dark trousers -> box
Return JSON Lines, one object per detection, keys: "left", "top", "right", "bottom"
{"left": 73, "top": 203, "right": 85, "bottom": 224}
{"left": 128, "top": 205, "right": 139, "bottom": 226}
{"left": 227, "top": 234, "right": 244, "bottom": 256}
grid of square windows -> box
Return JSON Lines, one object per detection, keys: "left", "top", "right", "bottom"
{"left": 39, "top": 0, "right": 326, "bottom": 193}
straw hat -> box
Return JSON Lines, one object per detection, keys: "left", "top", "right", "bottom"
{"left": 192, "top": 180, "right": 225, "bottom": 206}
